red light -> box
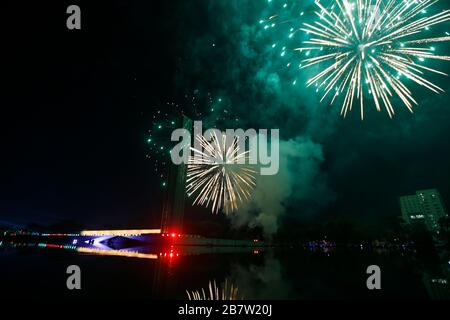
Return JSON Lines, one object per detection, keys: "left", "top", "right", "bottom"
{"left": 178, "top": 234, "right": 181, "bottom": 237}
{"left": 47, "top": 244, "right": 63, "bottom": 249}
{"left": 169, "top": 253, "right": 173, "bottom": 258}
{"left": 171, "top": 233, "right": 175, "bottom": 237}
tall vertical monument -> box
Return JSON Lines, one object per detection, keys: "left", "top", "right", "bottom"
{"left": 160, "top": 115, "right": 192, "bottom": 233}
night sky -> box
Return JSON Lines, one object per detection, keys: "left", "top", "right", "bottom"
{"left": 2, "top": 0, "right": 450, "bottom": 233}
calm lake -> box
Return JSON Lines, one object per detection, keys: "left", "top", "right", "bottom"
{"left": 0, "top": 241, "right": 447, "bottom": 300}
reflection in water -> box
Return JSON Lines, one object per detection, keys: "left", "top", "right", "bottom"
{"left": 186, "top": 279, "right": 241, "bottom": 300}
{"left": 231, "top": 255, "right": 293, "bottom": 300}
{"left": 422, "top": 273, "right": 450, "bottom": 299}
{"left": 1, "top": 239, "right": 449, "bottom": 299}
{"left": 1, "top": 239, "right": 261, "bottom": 258}
{"left": 5, "top": 241, "right": 159, "bottom": 259}
{"left": 77, "top": 247, "right": 158, "bottom": 259}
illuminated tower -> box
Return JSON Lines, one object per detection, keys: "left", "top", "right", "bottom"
{"left": 160, "top": 115, "right": 192, "bottom": 233}
{"left": 416, "top": 189, "right": 447, "bottom": 232}
{"left": 400, "top": 189, "right": 448, "bottom": 233}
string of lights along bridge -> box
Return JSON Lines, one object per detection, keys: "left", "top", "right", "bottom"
{"left": 261, "top": 0, "right": 450, "bottom": 119}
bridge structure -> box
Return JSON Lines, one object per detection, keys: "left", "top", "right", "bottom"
{"left": 79, "top": 229, "right": 161, "bottom": 236}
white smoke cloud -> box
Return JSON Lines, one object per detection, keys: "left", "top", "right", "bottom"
{"left": 232, "top": 136, "right": 334, "bottom": 237}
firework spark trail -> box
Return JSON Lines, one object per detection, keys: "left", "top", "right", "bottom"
{"left": 186, "top": 279, "right": 241, "bottom": 300}
{"left": 186, "top": 132, "right": 257, "bottom": 214}
{"left": 295, "top": 0, "right": 450, "bottom": 119}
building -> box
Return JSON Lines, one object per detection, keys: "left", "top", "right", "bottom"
{"left": 400, "top": 189, "right": 448, "bottom": 233}
{"left": 422, "top": 273, "right": 450, "bottom": 300}
{"left": 400, "top": 195, "right": 424, "bottom": 223}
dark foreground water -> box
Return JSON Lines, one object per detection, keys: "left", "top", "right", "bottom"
{"left": 0, "top": 241, "right": 448, "bottom": 300}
